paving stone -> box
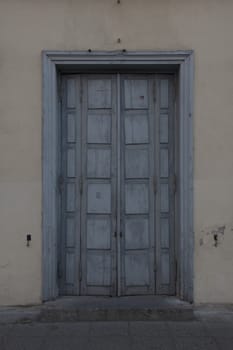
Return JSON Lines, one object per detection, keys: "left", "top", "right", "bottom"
{"left": 43, "top": 336, "right": 89, "bottom": 350}
{"left": 9, "top": 324, "right": 50, "bottom": 337}
{"left": 90, "top": 321, "right": 128, "bottom": 336}
{"left": 204, "top": 322, "right": 233, "bottom": 338}
{"left": 168, "top": 321, "right": 207, "bottom": 337}
{"left": 214, "top": 338, "right": 233, "bottom": 350}
{"left": 89, "top": 336, "right": 130, "bottom": 350}
{"left": 129, "top": 322, "right": 169, "bottom": 337}
{"left": 3, "top": 336, "right": 44, "bottom": 350}
{"left": 131, "top": 336, "right": 173, "bottom": 350}
{"left": 174, "top": 337, "right": 218, "bottom": 350}
{"left": 47, "top": 322, "right": 90, "bottom": 337}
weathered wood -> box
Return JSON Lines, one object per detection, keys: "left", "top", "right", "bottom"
{"left": 81, "top": 75, "right": 117, "bottom": 296}
{"left": 59, "top": 76, "right": 81, "bottom": 295}
{"left": 120, "top": 76, "right": 155, "bottom": 295}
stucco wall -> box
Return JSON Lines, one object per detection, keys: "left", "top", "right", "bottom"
{"left": 0, "top": 0, "right": 233, "bottom": 305}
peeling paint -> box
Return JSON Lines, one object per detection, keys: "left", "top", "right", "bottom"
{"left": 199, "top": 225, "right": 226, "bottom": 247}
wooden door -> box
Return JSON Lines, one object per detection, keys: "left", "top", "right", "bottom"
{"left": 58, "top": 74, "right": 176, "bottom": 296}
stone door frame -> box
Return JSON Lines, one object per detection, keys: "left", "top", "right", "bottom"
{"left": 42, "top": 50, "right": 194, "bottom": 302}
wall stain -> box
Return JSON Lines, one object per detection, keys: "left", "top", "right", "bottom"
{"left": 0, "top": 263, "right": 9, "bottom": 269}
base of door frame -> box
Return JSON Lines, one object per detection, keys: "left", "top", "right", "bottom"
{"left": 42, "top": 50, "right": 194, "bottom": 302}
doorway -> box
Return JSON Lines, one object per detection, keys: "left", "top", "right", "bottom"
{"left": 42, "top": 50, "right": 194, "bottom": 302}
{"left": 58, "top": 74, "right": 176, "bottom": 296}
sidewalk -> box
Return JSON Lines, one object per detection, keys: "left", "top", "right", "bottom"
{"left": 0, "top": 298, "right": 233, "bottom": 349}
{"left": 0, "top": 318, "right": 233, "bottom": 349}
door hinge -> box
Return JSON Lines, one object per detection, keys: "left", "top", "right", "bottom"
{"left": 57, "top": 262, "right": 62, "bottom": 279}
{"left": 153, "top": 80, "right": 156, "bottom": 103}
{"left": 175, "top": 259, "right": 178, "bottom": 285}
{"left": 79, "top": 176, "right": 83, "bottom": 195}
{"left": 80, "top": 87, "right": 83, "bottom": 104}
{"left": 153, "top": 176, "right": 157, "bottom": 194}
{"left": 58, "top": 80, "right": 63, "bottom": 101}
{"left": 79, "top": 261, "right": 82, "bottom": 282}
{"left": 58, "top": 174, "right": 64, "bottom": 193}
{"left": 172, "top": 174, "right": 177, "bottom": 194}
{"left": 173, "top": 77, "right": 177, "bottom": 103}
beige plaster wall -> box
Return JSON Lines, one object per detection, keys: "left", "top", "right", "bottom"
{"left": 0, "top": 0, "right": 233, "bottom": 305}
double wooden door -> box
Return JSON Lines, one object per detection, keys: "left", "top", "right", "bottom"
{"left": 58, "top": 73, "right": 176, "bottom": 296}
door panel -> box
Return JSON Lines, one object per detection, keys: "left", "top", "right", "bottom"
{"left": 87, "top": 148, "right": 111, "bottom": 178}
{"left": 81, "top": 75, "right": 117, "bottom": 295}
{"left": 125, "top": 147, "right": 149, "bottom": 178}
{"left": 59, "top": 73, "right": 176, "bottom": 296}
{"left": 59, "top": 76, "right": 81, "bottom": 295}
{"left": 124, "top": 111, "right": 149, "bottom": 144}
{"left": 124, "top": 79, "right": 149, "bottom": 109}
{"left": 125, "top": 217, "right": 149, "bottom": 250}
{"left": 87, "top": 112, "right": 112, "bottom": 144}
{"left": 125, "top": 183, "right": 149, "bottom": 214}
{"left": 88, "top": 79, "right": 112, "bottom": 109}
{"left": 155, "top": 77, "right": 176, "bottom": 294}
{"left": 120, "top": 76, "right": 155, "bottom": 295}
{"left": 86, "top": 216, "right": 111, "bottom": 249}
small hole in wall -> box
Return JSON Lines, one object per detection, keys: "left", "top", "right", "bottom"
{"left": 26, "top": 234, "right": 32, "bottom": 247}
{"left": 213, "top": 234, "right": 218, "bottom": 247}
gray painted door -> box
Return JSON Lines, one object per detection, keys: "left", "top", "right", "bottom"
{"left": 59, "top": 74, "right": 175, "bottom": 296}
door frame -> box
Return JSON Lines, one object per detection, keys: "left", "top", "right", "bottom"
{"left": 42, "top": 50, "right": 194, "bottom": 302}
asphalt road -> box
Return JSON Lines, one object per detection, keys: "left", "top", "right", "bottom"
{"left": 0, "top": 319, "right": 233, "bottom": 350}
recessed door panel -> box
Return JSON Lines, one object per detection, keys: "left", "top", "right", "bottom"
{"left": 125, "top": 148, "right": 149, "bottom": 178}
{"left": 124, "top": 79, "right": 149, "bottom": 109}
{"left": 125, "top": 112, "right": 149, "bottom": 144}
{"left": 125, "top": 253, "right": 150, "bottom": 286}
{"left": 87, "top": 112, "right": 111, "bottom": 144}
{"left": 87, "top": 216, "right": 111, "bottom": 249}
{"left": 88, "top": 79, "right": 111, "bottom": 109}
{"left": 125, "top": 218, "right": 149, "bottom": 250}
{"left": 87, "top": 253, "right": 112, "bottom": 286}
{"left": 87, "top": 148, "right": 111, "bottom": 178}
{"left": 125, "top": 183, "right": 149, "bottom": 214}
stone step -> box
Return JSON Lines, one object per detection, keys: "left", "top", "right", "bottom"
{"left": 0, "top": 296, "right": 194, "bottom": 323}
{"left": 38, "top": 296, "right": 194, "bottom": 322}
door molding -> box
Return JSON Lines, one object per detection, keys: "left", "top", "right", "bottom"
{"left": 42, "top": 50, "right": 194, "bottom": 302}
